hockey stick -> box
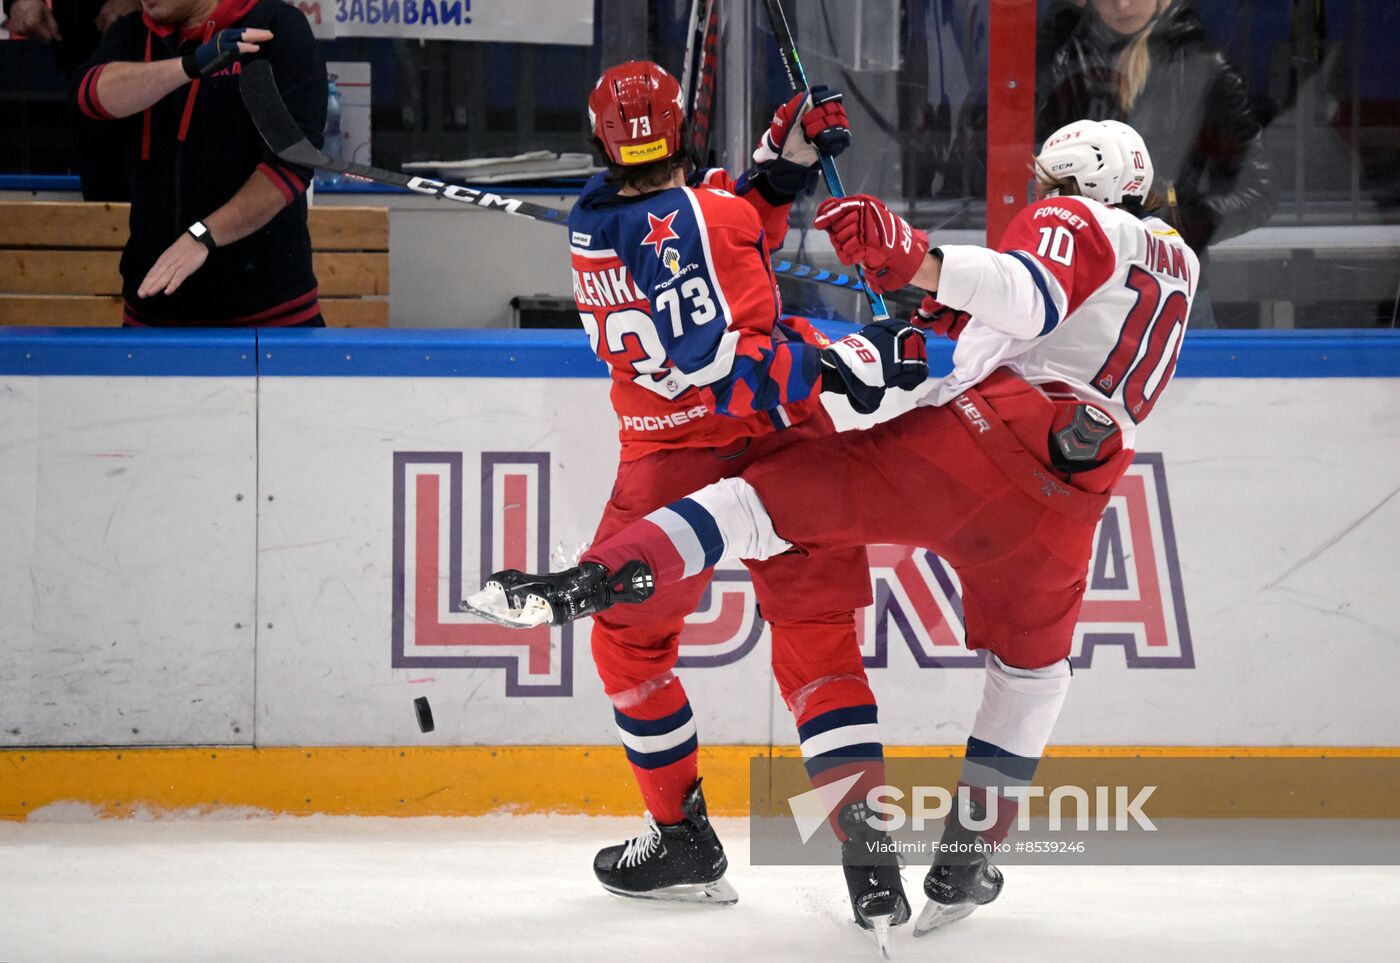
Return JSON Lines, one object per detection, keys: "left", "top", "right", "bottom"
{"left": 761, "top": 0, "right": 891, "bottom": 321}
{"left": 238, "top": 59, "right": 866, "bottom": 295}
{"left": 240, "top": 60, "right": 565, "bottom": 223}
{"left": 679, "top": 0, "right": 704, "bottom": 110}
{"left": 683, "top": 0, "right": 719, "bottom": 170}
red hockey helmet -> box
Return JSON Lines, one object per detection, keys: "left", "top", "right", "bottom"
{"left": 588, "top": 61, "right": 685, "bottom": 166}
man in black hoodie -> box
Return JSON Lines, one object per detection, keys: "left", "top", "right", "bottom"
{"left": 70, "top": 0, "right": 327, "bottom": 326}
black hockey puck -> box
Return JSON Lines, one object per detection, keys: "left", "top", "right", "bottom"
{"left": 413, "top": 696, "right": 435, "bottom": 733}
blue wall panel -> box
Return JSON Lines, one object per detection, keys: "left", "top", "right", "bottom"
{"left": 2, "top": 326, "right": 1398, "bottom": 379}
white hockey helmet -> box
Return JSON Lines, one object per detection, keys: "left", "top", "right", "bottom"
{"left": 1100, "top": 119, "right": 1154, "bottom": 203}
{"left": 1035, "top": 119, "right": 1153, "bottom": 206}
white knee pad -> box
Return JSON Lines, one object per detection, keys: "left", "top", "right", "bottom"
{"left": 688, "top": 477, "right": 792, "bottom": 563}
{"left": 969, "top": 654, "right": 1072, "bottom": 758}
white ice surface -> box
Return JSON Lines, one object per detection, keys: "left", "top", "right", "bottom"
{"left": 1, "top": 814, "right": 1397, "bottom": 962}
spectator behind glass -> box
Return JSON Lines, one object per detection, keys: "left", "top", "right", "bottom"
{"left": 1038, "top": 0, "right": 1278, "bottom": 326}
{"left": 4, "top": 0, "right": 139, "bottom": 199}
{"left": 4, "top": 0, "right": 139, "bottom": 73}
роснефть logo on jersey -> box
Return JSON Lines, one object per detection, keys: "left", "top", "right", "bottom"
{"left": 391, "top": 451, "right": 1191, "bottom": 699}
{"left": 662, "top": 247, "right": 683, "bottom": 277}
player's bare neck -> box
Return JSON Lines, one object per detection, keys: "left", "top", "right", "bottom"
{"left": 618, "top": 169, "right": 687, "bottom": 197}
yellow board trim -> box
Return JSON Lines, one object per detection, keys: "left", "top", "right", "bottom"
{"left": 3, "top": 745, "right": 1398, "bottom": 822}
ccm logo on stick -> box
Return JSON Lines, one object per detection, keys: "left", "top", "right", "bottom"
{"left": 406, "top": 176, "right": 522, "bottom": 214}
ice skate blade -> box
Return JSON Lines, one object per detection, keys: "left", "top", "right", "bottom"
{"left": 461, "top": 583, "right": 552, "bottom": 628}
{"left": 912, "top": 898, "right": 977, "bottom": 936}
{"left": 867, "top": 913, "right": 895, "bottom": 959}
{"left": 601, "top": 876, "right": 739, "bottom": 906}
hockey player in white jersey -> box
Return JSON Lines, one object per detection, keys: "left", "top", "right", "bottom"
{"left": 470, "top": 119, "right": 1197, "bottom": 937}
{"left": 892, "top": 118, "right": 1196, "bottom": 440}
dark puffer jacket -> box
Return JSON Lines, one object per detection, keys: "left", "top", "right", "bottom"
{"left": 1038, "top": 1, "right": 1278, "bottom": 257}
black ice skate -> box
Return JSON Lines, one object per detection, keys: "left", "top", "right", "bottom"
{"left": 593, "top": 779, "right": 738, "bottom": 905}
{"left": 913, "top": 798, "right": 1005, "bottom": 936}
{"left": 463, "top": 560, "right": 654, "bottom": 628}
{"left": 839, "top": 800, "right": 911, "bottom": 959}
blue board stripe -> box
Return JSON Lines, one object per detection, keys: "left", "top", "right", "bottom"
{"left": 0, "top": 174, "right": 83, "bottom": 191}
{"left": 1172, "top": 330, "right": 1400, "bottom": 377}
{"left": 255, "top": 328, "right": 609, "bottom": 378}
{"left": 1, "top": 328, "right": 1398, "bottom": 378}
{"left": 0, "top": 328, "right": 255, "bottom": 376}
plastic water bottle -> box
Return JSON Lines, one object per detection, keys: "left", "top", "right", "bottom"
{"left": 317, "top": 76, "right": 344, "bottom": 190}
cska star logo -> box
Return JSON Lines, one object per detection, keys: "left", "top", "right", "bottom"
{"left": 642, "top": 210, "right": 681, "bottom": 256}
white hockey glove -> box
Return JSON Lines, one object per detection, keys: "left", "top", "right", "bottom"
{"left": 749, "top": 86, "right": 851, "bottom": 199}
{"left": 820, "top": 320, "right": 929, "bottom": 415}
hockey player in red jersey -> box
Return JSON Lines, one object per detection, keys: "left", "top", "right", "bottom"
{"left": 467, "top": 61, "right": 923, "bottom": 931}
{"left": 470, "top": 119, "right": 1197, "bottom": 937}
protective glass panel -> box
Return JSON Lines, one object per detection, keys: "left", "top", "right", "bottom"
{"left": 1034, "top": 0, "right": 1399, "bottom": 329}
{"left": 742, "top": 0, "right": 991, "bottom": 323}
{"left": 2, "top": 0, "right": 1394, "bottom": 328}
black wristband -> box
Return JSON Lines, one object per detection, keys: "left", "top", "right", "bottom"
{"left": 186, "top": 221, "right": 217, "bottom": 252}
{"left": 181, "top": 50, "right": 201, "bottom": 79}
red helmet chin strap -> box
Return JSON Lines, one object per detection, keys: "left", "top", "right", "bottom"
{"left": 588, "top": 60, "right": 685, "bottom": 167}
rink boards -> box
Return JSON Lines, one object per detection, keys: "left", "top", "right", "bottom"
{"left": 2, "top": 328, "right": 1399, "bottom": 815}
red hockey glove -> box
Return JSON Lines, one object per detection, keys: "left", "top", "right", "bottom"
{"left": 813, "top": 194, "right": 929, "bottom": 295}
{"left": 796, "top": 86, "right": 852, "bottom": 158}
{"left": 750, "top": 86, "right": 851, "bottom": 198}
{"left": 820, "top": 320, "right": 929, "bottom": 415}
{"left": 912, "top": 295, "right": 972, "bottom": 341}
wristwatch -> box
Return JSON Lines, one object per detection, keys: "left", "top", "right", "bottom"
{"left": 186, "top": 220, "right": 217, "bottom": 253}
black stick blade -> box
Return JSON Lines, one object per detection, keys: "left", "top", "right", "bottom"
{"left": 239, "top": 60, "right": 331, "bottom": 169}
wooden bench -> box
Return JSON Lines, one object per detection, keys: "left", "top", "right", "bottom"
{"left": 0, "top": 201, "right": 389, "bottom": 327}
